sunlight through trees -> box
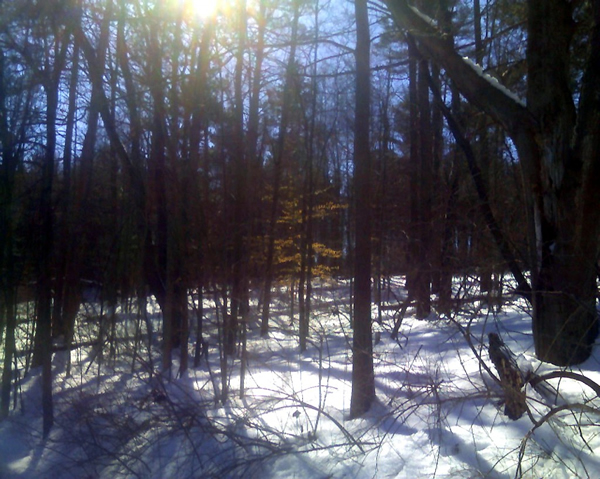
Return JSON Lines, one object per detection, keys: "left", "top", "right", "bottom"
{"left": 1, "top": 1, "right": 600, "bottom": 475}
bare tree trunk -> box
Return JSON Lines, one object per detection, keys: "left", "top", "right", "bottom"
{"left": 261, "top": 0, "right": 300, "bottom": 337}
{"left": 169, "top": 11, "right": 190, "bottom": 377}
{"left": 52, "top": 36, "right": 79, "bottom": 345}
{"left": 0, "top": 290, "right": 15, "bottom": 419}
{"left": 415, "top": 57, "right": 433, "bottom": 319}
{"left": 406, "top": 41, "right": 433, "bottom": 318}
{"left": 298, "top": 245, "right": 308, "bottom": 350}
{"left": 185, "top": 8, "right": 214, "bottom": 371}
{"left": 0, "top": 40, "right": 18, "bottom": 418}
{"left": 193, "top": 286, "right": 205, "bottom": 369}
{"left": 526, "top": 0, "right": 600, "bottom": 365}
{"left": 216, "top": 290, "right": 229, "bottom": 402}
{"left": 145, "top": 14, "right": 173, "bottom": 371}
{"left": 298, "top": 151, "right": 314, "bottom": 352}
{"left": 470, "top": 0, "right": 495, "bottom": 298}
{"left": 228, "top": 0, "right": 249, "bottom": 356}
{"left": 35, "top": 69, "right": 59, "bottom": 441}
{"left": 299, "top": 0, "right": 322, "bottom": 352}
{"left": 406, "top": 41, "right": 419, "bottom": 297}
{"left": 385, "top": 0, "right": 600, "bottom": 365}
{"left": 31, "top": 16, "right": 73, "bottom": 435}
{"left": 65, "top": 2, "right": 113, "bottom": 372}
{"left": 350, "top": 0, "right": 375, "bottom": 418}
{"left": 374, "top": 66, "right": 393, "bottom": 324}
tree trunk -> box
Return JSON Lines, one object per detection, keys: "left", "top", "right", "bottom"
{"left": 261, "top": 0, "right": 300, "bottom": 337}
{"left": 406, "top": 39, "right": 433, "bottom": 319}
{"left": 193, "top": 286, "right": 205, "bottom": 369}
{"left": 526, "top": 0, "right": 598, "bottom": 365}
{"left": 60, "top": 3, "right": 112, "bottom": 367}
{"left": 374, "top": 68, "right": 392, "bottom": 324}
{"left": 36, "top": 73, "right": 60, "bottom": 441}
{"left": 52, "top": 37, "right": 79, "bottom": 343}
{"left": 415, "top": 57, "right": 433, "bottom": 319}
{"left": 533, "top": 259, "right": 598, "bottom": 365}
{"left": 0, "top": 34, "right": 18, "bottom": 419}
{"left": 384, "top": 0, "right": 600, "bottom": 365}
{"left": 146, "top": 15, "right": 173, "bottom": 370}
{"left": 350, "top": 0, "right": 375, "bottom": 418}
{"left": 228, "top": 0, "right": 249, "bottom": 356}
{"left": 31, "top": 19, "right": 72, "bottom": 435}
{"left": 406, "top": 40, "right": 419, "bottom": 296}
{"left": 299, "top": 0, "right": 321, "bottom": 352}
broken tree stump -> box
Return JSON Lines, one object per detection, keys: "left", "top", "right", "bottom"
{"left": 488, "top": 332, "right": 527, "bottom": 420}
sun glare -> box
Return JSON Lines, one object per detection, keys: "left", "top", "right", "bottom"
{"left": 180, "top": 0, "right": 257, "bottom": 23}
{"left": 184, "top": 0, "right": 226, "bottom": 20}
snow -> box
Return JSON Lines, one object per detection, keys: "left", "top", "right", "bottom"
{"left": 408, "top": 5, "right": 437, "bottom": 28}
{"left": 461, "top": 56, "right": 527, "bottom": 107}
{"left": 1, "top": 277, "right": 599, "bottom": 478}
{"left": 406, "top": 4, "right": 528, "bottom": 109}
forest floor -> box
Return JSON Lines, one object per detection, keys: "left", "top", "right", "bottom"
{"left": 1, "top": 277, "right": 599, "bottom": 478}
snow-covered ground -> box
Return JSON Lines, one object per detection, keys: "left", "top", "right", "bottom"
{"left": 1, "top": 277, "right": 599, "bottom": 478}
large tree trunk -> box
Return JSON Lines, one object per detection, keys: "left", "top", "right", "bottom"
{"left": 384, "top": 0, "right": 600, "bottom": 365}
{"left": 533, "top": 256, "right": 598, "bottom": 365}
{"left": 526, "top": 0, "right": 598, "bottom": 365}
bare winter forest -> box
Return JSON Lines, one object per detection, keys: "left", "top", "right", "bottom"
{"left": 1, "top": 1, "right": 600, "bottom": 477}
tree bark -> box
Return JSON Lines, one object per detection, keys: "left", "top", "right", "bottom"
{"left": 488, "top": 333, "right": 527, "bottom": 420}
{"left": 350, "top": 0, "right": 375, "bottom": 418}
{"left": 526, "top": 0, "right": 598, "bottom": 365}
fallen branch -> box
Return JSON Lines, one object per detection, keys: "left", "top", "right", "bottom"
{"left": 488, "top": 333, "right": 527, "bottom": 420}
